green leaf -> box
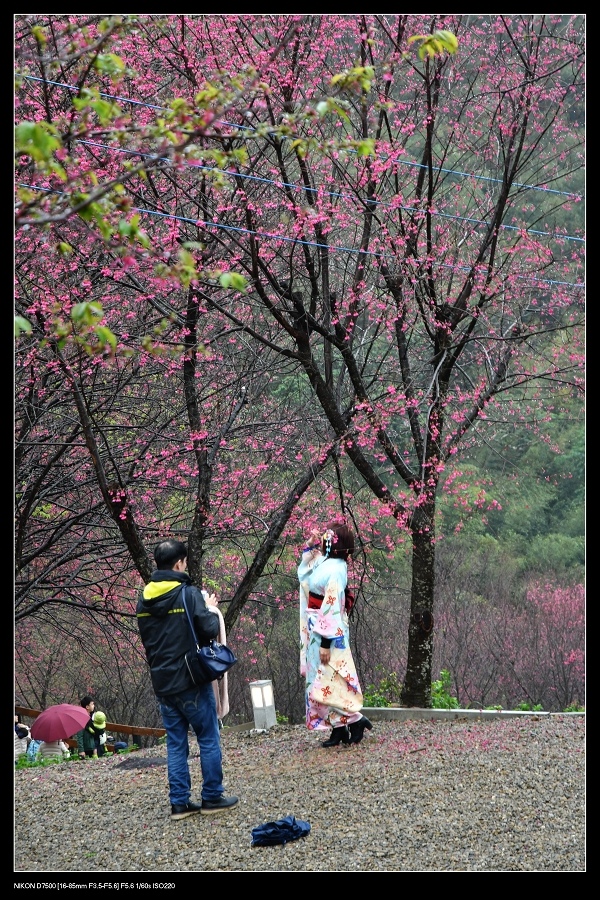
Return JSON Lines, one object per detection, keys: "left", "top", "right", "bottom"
{"left": 93, "top": 53, "right": 126, "bottom": 77}
{"left": 14, "top": 316, "right": 33, "bottom": 337}
{"left": 15, "top": 122, "right": 61, "bottom": 162}
{"left": 71, "top": 302, "right": 104, "bottom": 325}
{"left": 355, "top": 138, "right": 375, "bottom": 158}
{"left": 90, "top": 98, "right": 118, "bottom": 125}
{"left": 228, "top": 273, "right": 247, "bottom": 290}
{"left": 31, "top": 25, "right": 48, "bottom": 45}
{"left": 435, "top": 30, "right": 459, "bottom": 53}
{"left": 178, "top": 249, "right": 196, "bottom": 268}
{"left": 331, "top": 65, "right": 374, "bottom": 93}
{"left": 315, "top": 99, "right": 351, "bottom": 123}
{"left": 94, "top": 325, "right": 117, "bottom": 350}
{"left": 96, "top": 218, "right": 114, "bottom": 241}
{"left": 408, "top": 30, "right": 459, "bottom": 60}
{"left": 219, "top": 272, "right": 247, "bottom": 290}
{"left": 72, "top": 194, "right": 94, "bottom": 220}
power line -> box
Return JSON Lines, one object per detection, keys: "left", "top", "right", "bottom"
{"left": 18, "top": 182, "right": 585, "bottom": 291}
{"left": 74, "top": 140, "right": 585, "bottom": 245}
{"left": 19, "top": 74, "right": 584, "bottom": 204}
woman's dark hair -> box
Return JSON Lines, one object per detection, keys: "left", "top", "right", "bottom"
{"left": 80, "top": 696, "right": 94, "bottom": 708}
{"left": 323, "top": 522, "right": 355, "bottom": 560}
{"left": 154, "top": 539, "right": 187, "bottom": 569}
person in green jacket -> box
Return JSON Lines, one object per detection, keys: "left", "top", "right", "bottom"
{"left": 91, "top": 710, "right": 107, "bottom": 756}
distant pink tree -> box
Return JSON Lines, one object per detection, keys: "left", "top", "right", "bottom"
{"left": 430, "top": 576, "right": 584, "bottom": 709}
{"left": 487, "top": 582, "right": 584, "bottom": 709}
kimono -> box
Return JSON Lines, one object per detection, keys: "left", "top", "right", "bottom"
{"left": 209, "top": 605, "right": 230, "bottom": 721}
{"left": 298, "top": 551, "right": 363, "bottom": 731}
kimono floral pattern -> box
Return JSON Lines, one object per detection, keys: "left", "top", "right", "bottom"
{"left": 298, "top": 553, "right": 363, "bottom": 731}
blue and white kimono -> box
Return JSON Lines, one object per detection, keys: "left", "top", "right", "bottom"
{"left": 298, "top": 551, "right": 363, "bottom": 731}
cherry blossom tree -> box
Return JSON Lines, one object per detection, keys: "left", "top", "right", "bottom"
{"left": 15, "top": 14, "right": 584, "bottom": 711}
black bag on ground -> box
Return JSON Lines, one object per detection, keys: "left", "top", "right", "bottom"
{"left": 251, "top": 815, "right": 311, "bottom": 846}
{"left": 181, "top": 586, "right": 237, "bottom": 685}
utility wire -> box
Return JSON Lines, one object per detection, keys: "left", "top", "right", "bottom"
{"left": 18, "top": 182, "right": 585, "bottom": 291}
{"left": 73, "top": 140, "right": 584, "bottom": 245}
{"left": 19, "top": 74, "right": 584, "bottom": 203}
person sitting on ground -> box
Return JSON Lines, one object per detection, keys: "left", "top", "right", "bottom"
{"left": 38, "top": 739, "right": 69, "bottom": 760}
{"left": 106, "top": 735, "right": 129, "bottom": 752}
{"left": 14, "top": 714, "right": 30, "bottom": 763}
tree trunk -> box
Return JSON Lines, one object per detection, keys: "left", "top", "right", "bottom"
{"left": 401, "top": 503, "right": 436, "bottom": 707}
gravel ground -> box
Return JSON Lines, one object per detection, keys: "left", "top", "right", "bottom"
{"left": 14, "top": 716, "right": 585, "bottom": 874}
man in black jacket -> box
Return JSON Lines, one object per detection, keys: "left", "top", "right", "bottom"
{"left": 137, "top": 539, "right": 238, "bottom": 820}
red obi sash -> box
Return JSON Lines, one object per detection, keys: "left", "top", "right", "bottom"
{"left": 307, "top": 591, "right": 324, "bottom": 610}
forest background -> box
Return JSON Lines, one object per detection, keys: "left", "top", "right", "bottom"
{"left": 14, "top": 14, "right": 584, "bottom": 733}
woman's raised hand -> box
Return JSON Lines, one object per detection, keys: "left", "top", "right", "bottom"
{"left": 308, "top": 528, "right": 322, "bottom": 548}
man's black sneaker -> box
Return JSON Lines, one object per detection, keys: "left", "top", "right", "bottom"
{"left": 170, "top": 800, "right": 203, "bottom": 820}
{"left": 200, "top": 794, "right": 239, "bottom": 815}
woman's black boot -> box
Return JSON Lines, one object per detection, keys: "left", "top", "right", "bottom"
{"left": 321, "top": 726, "right": 350, "bottom": 747}
{"left": 348, "top": 716, "right": 373, "bottom": 745}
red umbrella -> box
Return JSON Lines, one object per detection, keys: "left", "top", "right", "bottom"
{"left": 30, "top": 704, "right": 91, "bottom": 742}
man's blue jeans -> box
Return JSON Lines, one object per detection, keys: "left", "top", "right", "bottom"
{"left": 158, "top": 684, "right": 225, "bottom": 806}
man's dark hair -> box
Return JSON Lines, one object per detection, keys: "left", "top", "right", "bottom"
{"left": 80, "top": 696, "right": 94, "bottom": 708}
{"left": 154, "top": 539, "right": 187, "bottom": 570}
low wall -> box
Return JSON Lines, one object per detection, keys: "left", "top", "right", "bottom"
{"left": 362, "top": 707, "right": 585, "bottom": 722}
{"left": 15, "top": 706, "right": 166, "bottom": 747}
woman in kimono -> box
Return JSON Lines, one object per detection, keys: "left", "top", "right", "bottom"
{"left": 203, "top": 589, "right": 230, "bottom": 728}
{"left": 298, "top": 522, "right": 372, "bottom": 746}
